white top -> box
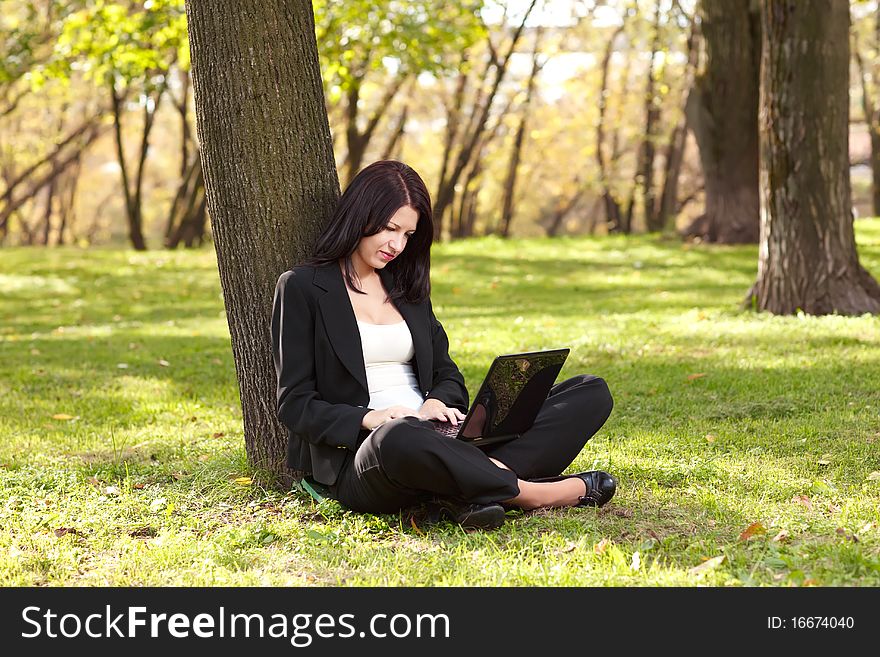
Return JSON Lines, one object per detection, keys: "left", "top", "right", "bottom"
{"left": 356, "top": 320, "right": 425, "bottom": 410}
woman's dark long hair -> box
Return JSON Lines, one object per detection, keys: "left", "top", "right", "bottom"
{"left": 305, "top": 160, "right": 434, "bottom": 304}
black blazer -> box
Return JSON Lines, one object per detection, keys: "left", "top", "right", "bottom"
{"left": 270, "top": 262, "right": 468, "bottom": 486}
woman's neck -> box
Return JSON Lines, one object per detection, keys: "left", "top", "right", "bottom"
{"left": 345, "top": 255, "right": 377, "bottom": 288}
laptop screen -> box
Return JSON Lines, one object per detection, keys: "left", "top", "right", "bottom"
{"left": 460, "top": 349, "right": 569, "bottom": 440}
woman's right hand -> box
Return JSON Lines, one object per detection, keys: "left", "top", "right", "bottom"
{"left": 361, "top": 406, "right": 420, "bottom": 430}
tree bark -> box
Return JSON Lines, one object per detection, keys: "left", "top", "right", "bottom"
{"left": 688, "top": 0, "right": 760, "bottom": 243}
{"left": 750, "top": 0, "right": 880, "bottom": 315}
{"left": 185, "top": 0, "right": 340, "bottom": 484}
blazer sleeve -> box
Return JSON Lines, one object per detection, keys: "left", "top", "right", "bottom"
{"left": 425, "top": 299, "right": 469, "bottom": 413}
{"left": 271, "top": 271, "right": 370, "bottom": 451}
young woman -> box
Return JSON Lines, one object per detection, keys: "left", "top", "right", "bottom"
{"left": 271, "top": 160, "right": 617, "bottom": 530}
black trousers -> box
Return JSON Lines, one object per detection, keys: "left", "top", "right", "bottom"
{"left": 331, "top": 375, "right": 614, "bottom": 513}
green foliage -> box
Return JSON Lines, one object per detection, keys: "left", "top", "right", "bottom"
{"left": 314, "top": 0, "right": 486, "bottom": 102}
{"left": 1, "top": 221, "right": 879, "bottom": 585}
{"left": 42, "top": 0, "right": 187, "bottom": 88}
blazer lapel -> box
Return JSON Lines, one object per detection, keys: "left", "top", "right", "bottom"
{"left": 314, "top": 264, "right": 369, "bottom": 395}
{"left": 380, "top": 268, "right": 432, "bottom": 394}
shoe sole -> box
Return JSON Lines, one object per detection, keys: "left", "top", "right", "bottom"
{"left": 457, "top": 506, "right": 505, "bottom": 530}
{"left": 438, "top": 505, "right": 505, "bottom": 530}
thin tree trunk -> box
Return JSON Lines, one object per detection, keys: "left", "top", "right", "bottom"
{"left": 853, "top": 35, "right": 880, "bottom": 217}
{"left": 41, "top": 178, "right": 54, "bottom": 246}
{"left": 344, "top": 74, "right": 406, "bottom": 184}
{"left": 658, "top": 20, "right": 699, "bottom": 231}
{"left": 110, "top": 85, "right": 146, "bottom": 250}
{"left": 499, "top": 27, "right": 543, "bottom": 239}
{"left": 597, "top": 24, "right": 626, "bottom": 233}
{"left": 186, "top": 0, "right": 340, "bottom": 483}
{"left": 638, "top": 1, "right": 663, "bottom": 232}
{"left": 433, "top": 0, "right": 538, "bottom": 240}
{"left": 750, "top": 0, "right": 880, "bottom": 315}
{"left": 0, "top": 123, "right": 105, "bottom": 233}
{"left": 380, "top": 102, "right": 408, "bottom": 161}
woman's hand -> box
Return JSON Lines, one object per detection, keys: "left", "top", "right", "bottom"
{"left": 418, "top": 398, "right": 466, "bottom": 425}
{"left": 361, "top": 406, "right": 420, "bottom": 430}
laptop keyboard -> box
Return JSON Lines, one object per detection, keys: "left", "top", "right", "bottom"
{"left": 431, "top": 421, "right": 461, "bottom": 438}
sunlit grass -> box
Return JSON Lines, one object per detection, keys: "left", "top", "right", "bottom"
{"left": 1, "top": 222, "right": 879, "bottom": 586}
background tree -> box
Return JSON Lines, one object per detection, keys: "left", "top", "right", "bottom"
{"left": 686, "top": 0, "right": 760, "bottom": 243}
{"left": 185, "top": 0, "right": 339, "bottom": 481}
{"left": 314, "top": 0, "right": 485, "bottom": 185}
{"left": 750, "top": 0, "right": 880, "bottom": 315}
{"left": 54, "top": 0, "right": 188, "bottom": 250}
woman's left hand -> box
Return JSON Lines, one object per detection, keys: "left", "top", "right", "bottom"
{"left": 419, "top": 398, "right": 466, "bottom": 425}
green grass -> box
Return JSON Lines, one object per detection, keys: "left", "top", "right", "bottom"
{"left": 2, "top": 221, "right": 880, "bottom": 586}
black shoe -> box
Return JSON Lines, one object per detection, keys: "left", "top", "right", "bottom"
{"left": 530, "top": 471, "right": 618, "bottom": 507}
{"left": 436, "top": 499, "right": 506, "bottom": 530}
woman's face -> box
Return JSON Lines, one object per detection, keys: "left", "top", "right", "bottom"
{"left": 354, "top": 205, "right": 418, "bottom": 271}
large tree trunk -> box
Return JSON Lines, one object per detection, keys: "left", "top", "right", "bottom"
{"left": 750, "top": 0, "right": 880, "bottom": 315}
{"left": 688, "top": 0, "right": 760, "bottom": 243}
{"left": 185, "top": 0, "right": 340, "bottom": 483}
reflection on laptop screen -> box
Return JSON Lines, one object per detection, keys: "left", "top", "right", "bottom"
{"left": 461, "top": 350, "right": 568, "bottom": 440}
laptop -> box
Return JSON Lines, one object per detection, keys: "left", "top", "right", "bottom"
{"left": 431, "top": 348, "right": 570, "bottom": 446}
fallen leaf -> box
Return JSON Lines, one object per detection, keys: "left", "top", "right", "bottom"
{"left": 791, "top": 495, "right": 813, "bottom": 510}
{"left": 54, "top": 527, "right": 82, "bottom": 538}
{"left": 688, "top": 554, "right": 726, "bottom": 575}
{"left": 859, "top": 522, "right": 877, "bottom": 533}
{"left": 705, "top": 433, "right": 717, "bottom": 443}
{"left": 133, "top": 483, "right": 145, "bottom": 489}
{"left": 836, "top": 528, "right": 858, "bottom": 542}
{"left": 234, "top": 477, "right": 252, "bottom": 486}
{"left": 772, "top": 530, "right": 790, "bottom": 543}
{"left": 739, "top": 521, "right": 767, "bottom": 541}
{"left": 212, "top": 432, "right": 225, "bottom": 438}
{"left": 129, "top": 526, "right": 157, "bottom": 538}
{"left": 30, "top": 348, "right": 40, "bottom": 355}
{"left": 593, "top": 538, "right": 610, "bottom": 554}
{"left": 171, "top": 472, "right": 184, "bottom": 480}
{"left": 809, "top": 480, "right": 832, "bottom": 495}
{"left": 211, "top": 358, "right": 222, "bottom": 365}
{"left": 867, "top": 471, "right": 880, "bottom": 481}
{"left": 410, "top": 517, "right": 423, "bottom": 535}
{"left": 149, "top": 497, "right": 167, "bottom": 513}
{"left": 128, "top": 342, "right": 141, "bottom": 350}
{"left": 51, "top": 413, "right": 76, "bottom": 420}
{"left": 198, "top": 454, "right": 211, "bottom": 462}
{"left": 802, "top": 579, "right": 819, "bottom": 587}
{"left": 687, "top": 373, "right": 706, "bottom": 381}
{"left": 157, "top": 359, "right": 170, "bottom": 367}
{"left": 86, "top": 477, "right": 100, "bottom": 488}
{"left": 116, "top": 363, "right": 129, "bottom": 369}
{"left": 103, "top": 485, "right": 121, "bottom": 496}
